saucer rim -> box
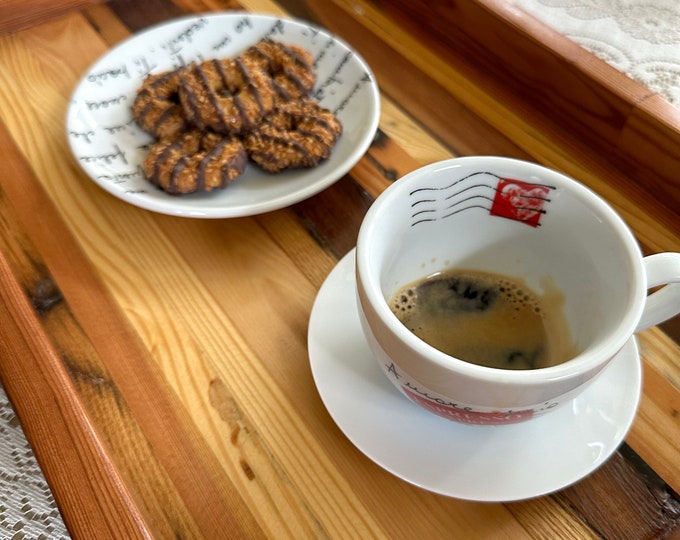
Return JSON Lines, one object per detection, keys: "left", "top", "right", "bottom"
{"left": 307, "top": 249, "right": 642, "bottom": 501}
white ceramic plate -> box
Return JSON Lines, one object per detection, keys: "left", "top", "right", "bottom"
{"left": 66, "top": 13, "right": 380, "bottom": 218}
{"left": 308, "top": 250, "right": 642, "bottom": 501}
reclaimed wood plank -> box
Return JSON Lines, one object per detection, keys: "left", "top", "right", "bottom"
{"left": 555, "top": 452, "right": 680, "bottom": 539}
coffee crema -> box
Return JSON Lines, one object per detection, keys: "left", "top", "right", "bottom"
{"left": 388, "top": 269, "right": 577, "bottom": 370}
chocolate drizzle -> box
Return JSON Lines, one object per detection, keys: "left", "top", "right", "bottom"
{"left": 178, "top": 57, "right": 275, "bottom": 135}
{"left": 142, "top": 131, "right": 247, "bottom": 194}
{"left": 242, "top": 39, "right": 315, "bottom": 102}
{"left": 132, "top": 68, "right": 188, "bottom": 139}
{"left": 153, "top": 134, "right": 189, "bottom": 185}
{"left": 243, "top": 97, "right": 342, "bottom": 172}
{"left": 199, "top": 61, "right": 226, "bottom": 130}
{"left": 169, "top": 155, "right": 190, "bottom": 193}
{"left": 133, "top": 39, "right": 342, "bottom": 192}
{"left": 231, "top": 59, "right": 250, "bottom": 132}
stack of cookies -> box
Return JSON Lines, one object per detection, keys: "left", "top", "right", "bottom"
{"left": 132, "top": 39, "right": 343, "bottom": 195}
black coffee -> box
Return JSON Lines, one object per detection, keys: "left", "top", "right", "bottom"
{"left": 389, "top": 269, "right": 576, "bottom": 370}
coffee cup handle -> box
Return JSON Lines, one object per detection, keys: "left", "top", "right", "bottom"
{"left": 635, "top": 253, "right": 680, "bottom": 332}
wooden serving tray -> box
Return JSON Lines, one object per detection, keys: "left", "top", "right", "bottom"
{"left": 0, "top": 0, "right": 677, "bottom": 538}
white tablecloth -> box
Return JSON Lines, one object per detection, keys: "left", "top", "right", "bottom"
{"left": 0, "top": 388, "right": 69, "bottom": 538}
{"left": 513, "top": 0, "right": 680, "bottom": 105}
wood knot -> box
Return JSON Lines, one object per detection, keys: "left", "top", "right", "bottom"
{"left": 31, "top": 277, "right": 63, "bottom": 314}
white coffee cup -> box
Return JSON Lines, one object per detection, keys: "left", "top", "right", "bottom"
{"left": 356, "top": 157, "right": 680, "bottom": 425}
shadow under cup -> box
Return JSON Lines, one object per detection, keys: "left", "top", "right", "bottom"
{"left": 356, "top": 157, "right": 646, "bottom": 425}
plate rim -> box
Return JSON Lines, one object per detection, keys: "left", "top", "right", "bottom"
{"left": 66, "top": 11, "right": 380, "bottom": 218}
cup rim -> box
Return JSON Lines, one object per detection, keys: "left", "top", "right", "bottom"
{"left": 356, "top": 156, "right": 646, "bottom": 384}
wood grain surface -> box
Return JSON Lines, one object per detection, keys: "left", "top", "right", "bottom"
{"left": 0, "top": 0, "right": 677, "bottom": 538}
{"left": 0, "top": 0, "right": 105, "bottom": 34}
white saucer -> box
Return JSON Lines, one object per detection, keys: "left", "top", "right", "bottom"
{"left": 66, "top": 13, "right": 379, "bottom": 218}
{"left": 308, "top": 250, "right": 642, "bottom": 501}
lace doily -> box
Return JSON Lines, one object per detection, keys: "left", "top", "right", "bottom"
{"left": 512, "top": 0, "right": 680, "bottom": 105}
{"left": 0, "top": 385, "right": 70, "bottom": 538}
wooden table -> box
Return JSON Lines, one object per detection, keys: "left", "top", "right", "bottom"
{"left": 0, "top": 0, "right": 678, "bottom": 538}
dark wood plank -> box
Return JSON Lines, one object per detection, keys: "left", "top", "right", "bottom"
{"left": 292, "top": 173, "right": 374, "bottom": 260}
{"left": 106, "top": 0, "right": 185, "bottom": 31}
{"left": 0, "top": 0, "right": 105, "bottom": 35}
{"left": 556, "top": 450, "right": 680, "bottom": 539}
